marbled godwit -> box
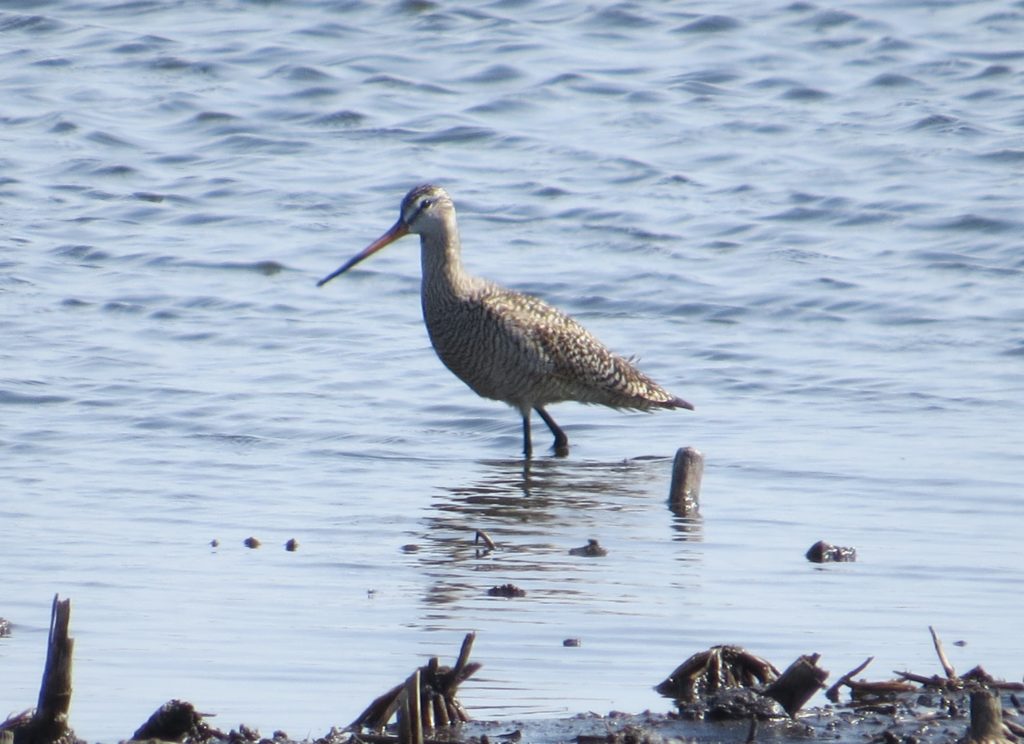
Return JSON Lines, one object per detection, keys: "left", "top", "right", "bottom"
{"left": 317, "top": 184, "right": 693, "bottom": 457}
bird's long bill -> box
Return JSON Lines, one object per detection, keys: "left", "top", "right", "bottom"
{"left": 316, "top": 220, "right": 409, "bottom": 287}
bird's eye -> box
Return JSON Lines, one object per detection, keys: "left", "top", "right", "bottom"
{"left": 421, "top": 198, "right": 433, "bottom": 209}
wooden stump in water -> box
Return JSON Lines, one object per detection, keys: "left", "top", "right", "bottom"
{"left": 962, "top": 688, "right": 1012, "bottom": 744}
{"left": 763, "top": 653, "right": 829, "bottom": 718}
{"left": 668, "top": 446, "right": 703, "bottom": 514}
{"left": 35, "top": 597, "right": 74, "bottom": 743}
{"left": 0, "top": 596, "right": 77, "bottom": 744}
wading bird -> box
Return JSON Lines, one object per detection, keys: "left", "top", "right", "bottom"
{"left": 317, "top": 184, "right": 693, "bottom": 457}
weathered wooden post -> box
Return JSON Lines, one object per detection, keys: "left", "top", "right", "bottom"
{"left": 763, "top": 653, "right": 828, "bottom": 718}
{"left": 36, "top": 596, "right": 74, "bottom": 740}
{"left": 963, "top": 688, "right": 1012, "bottom": 744}
{"left": 1, "top": 595, "right": 77, "bottom": 744}
{"left": 668, "top": 446, "right": 703, "bottom": 514}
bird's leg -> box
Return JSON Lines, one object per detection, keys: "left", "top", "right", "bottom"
{"left": 521, "top": 411, "right": 533, "bottom": 458}
{"left": 535, "top": 406, "right": 569, "bottom": 457}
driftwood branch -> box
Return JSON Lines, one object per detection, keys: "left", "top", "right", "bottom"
{"left": 894, "top": 670, "right": 959, "bottom": 689}
{"left": 826, "top": 657, "right": 926, "bottom": 702}
{"left": 825, "top": 656, "right": 873, "bottom": 702}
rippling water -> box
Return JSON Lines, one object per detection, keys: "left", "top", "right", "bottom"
{"left": 2, "top": 1, "right": 1022, "bottom": 740}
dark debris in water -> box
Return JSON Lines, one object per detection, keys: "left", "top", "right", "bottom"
{"left": 805, "top": 540, "right": 857, "bottom": 563}
{"left": 486, "top": 583, "right": 526, "bottom": 598}
{"left": 568, "top": 538, "right": 608, "bottom": 557}
{"left": 656, "top": 645, "right": 780, "bottom": 703}
{"left": 132, "top": 699, "right": 219, "bottom": 742}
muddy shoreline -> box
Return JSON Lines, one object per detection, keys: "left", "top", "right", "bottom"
{"left": 2, "top": 603, "right": 1021, "bottom": 744}
{"left": 57, "top": 687, "right": 1024, "bottom": 744}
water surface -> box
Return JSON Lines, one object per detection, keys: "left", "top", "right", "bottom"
{"left": 1, "top": 0, "right": 1022, "bottom": 740}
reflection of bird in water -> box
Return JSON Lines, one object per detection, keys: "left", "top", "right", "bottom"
{"left": 318, "top": 184, "right": 693, "bottom": 457}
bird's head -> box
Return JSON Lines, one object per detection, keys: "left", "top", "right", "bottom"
{"left": 398, "top": 184, "right": 454, "bottom": 235}
{"left": 317, "top": 183, "right": 454, "bottom": 287}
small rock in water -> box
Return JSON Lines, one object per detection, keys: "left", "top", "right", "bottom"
{"left": 244, "top": 536, "right": 261, "bottom": 549}
{"left": 285, "top": 538, "right": 299, "bottom": 552}
{"left": 563, "top": 637, "right": 582, "bottom": 647}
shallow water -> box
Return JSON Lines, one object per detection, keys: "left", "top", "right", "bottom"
{"left": 1, "top": 0, "right": 1022, "bottom": 740}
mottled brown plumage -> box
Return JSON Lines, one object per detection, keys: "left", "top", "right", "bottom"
{"left": 318, "top": 184, "right": 693, "bottom": 456}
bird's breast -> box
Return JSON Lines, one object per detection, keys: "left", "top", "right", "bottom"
{"left": 421, "top": 288, "right": 552, "bottom": 407}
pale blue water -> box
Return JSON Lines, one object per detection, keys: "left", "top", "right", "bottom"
{"left": 1, "top": 1, "right": 1022, "bottom": 740}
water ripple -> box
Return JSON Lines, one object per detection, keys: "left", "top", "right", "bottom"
{"left": 310, "top": 109, "right": 367, "bottom": 127}
{"left": 803, "top": 9, "right": 860, "bottom": 29}
{"left": 780, "top": 85, "right": 830, "bottom": 100}
{"left": 413, "top": 125, "right": 497, "bottom": 144}
{"left": 975, "top": 149, "right": 1024, "bottom": 163}
{"left": 268, "top": 64, "right": 334, "bottom": 82}
{"left": 0, "top": 13, "right": 64, "bottom": 34}
{"left": 0, "top": 389, "right": 70, "bottom": 405}
{"left": 868, "top": 72, "right": 921, "bottom": 88}
{"left": 925, "top": 214, "right": 1019, "bottom": 234}
{"left": 672, "top": 15, "right": 742, "bottom": 34}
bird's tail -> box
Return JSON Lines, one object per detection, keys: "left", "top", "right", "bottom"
{"left": 661, "top": 395, "right": 695, "bottom": 411}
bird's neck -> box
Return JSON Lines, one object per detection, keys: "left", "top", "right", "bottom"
{"left": 419, "top": 216, "right": 476, "bottom": 300}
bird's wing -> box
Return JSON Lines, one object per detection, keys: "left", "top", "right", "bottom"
{"left": 481, "top": 288, "right": 663, "bottom": 407}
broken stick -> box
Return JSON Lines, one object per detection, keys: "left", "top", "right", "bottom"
{"left": 929, "top": 626, "right": 957, "bottom": 681}
{"left": 825, "top": 656, "right": 873, "bottom": 702}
